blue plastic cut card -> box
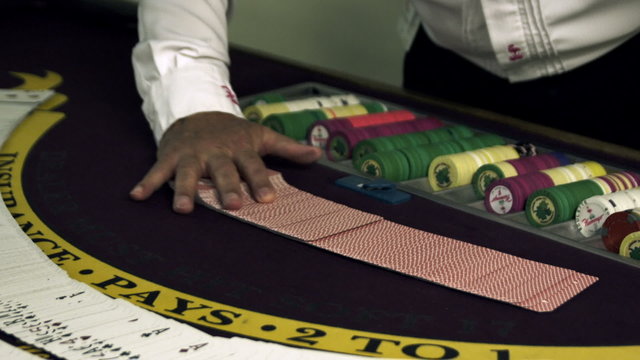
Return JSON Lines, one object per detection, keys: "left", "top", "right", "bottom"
{"left": 334, "top": 175, "right": 411, "bottom": 204}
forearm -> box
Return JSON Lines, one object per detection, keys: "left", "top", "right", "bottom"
{"left": 132, "top": 0, "right": 243, "bottom": 142}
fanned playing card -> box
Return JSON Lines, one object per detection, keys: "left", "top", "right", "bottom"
{"left": 196, "top": 173, "right": 598, "bottom": 312}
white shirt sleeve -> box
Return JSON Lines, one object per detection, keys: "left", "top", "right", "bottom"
{"left": 480, "top": 0, "right": 640, "bottom": 82}
{"left": 410, "top": 0, "right": 640, "bottom": 83}
{"left": 132, "top": 0, "right": 243, "bottom": 143}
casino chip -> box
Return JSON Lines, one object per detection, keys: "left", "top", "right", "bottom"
{"left": 601, "top": 208, "right": 640, "bottom": 253}
{"left": 525, "top": 172, "right": 640, "bottom": 227}
{"left": 575, "top": 188, "right": 640, "bottom": 238}
{"left": 263, "top": 109, "right": 328, "bottom": 141}
{"left": 428, "top": 144, "right": 519, "bottom": 191}
{"left": 484, "top": 162, "right": 605, "bottom": 215}
{"left": 263, "top": 102, "right": 385, "bottom": 141}
{"left": 246, "top": 92, "right": 287, "bottom": 105}
{"left": 307, "top": 109, "right": 415, "bottom": 148}
{"left": 351, "top": 125, "right": 473, "bottom": 168}
{"left": 326, "top": 117, "right": 444, "bottom": 161}
{"left": 243, "top": 94, "right": 361, "bottom": 122}
{"left": 359, "top": 151, "right": 410, "bottom": 182}
{"left": 471, "top": 152, "right": 569, "bottom": 200}
{"left": 619, "top": 231, "right": 640, "bottom": 260}
{"left": 356, "top": 133, "right": 505, "bottom": 182}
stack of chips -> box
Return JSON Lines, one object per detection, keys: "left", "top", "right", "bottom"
{"left": 525, "top": 172, "right": 640, "bottom": 227}
{"left": 471, "top": 152, "right": 571, "bottom": 199}
{"left": 358, "top": 133, "right": 505, "bottom": 182}
{"left": 242, "top": 94, "right": 361, "bottom": 122}
{"left": 307, "top": 109, "right": 416, "bottom": 147}
{"left": 484, "top": 162, "right": 606, "bottom": 215}
{"left": 601, "top": 208, "right": 640, "bottom": 253}
{"left": 575, "top": 187, "right": 640, "bottom": 237}
{"left": 351, "top": 125, "right": 474, "bottom": 167}
{"left": 359, "top": 150, "right": 412, "bottom": 182}
{"left": 262, "top": 102, "right": 386, "bottom": 140}
{"left": 428, "top": 144, "right": 526, "bottom": 191}
{"left": 326, "top": 117, "right": 444, "bottom": 161}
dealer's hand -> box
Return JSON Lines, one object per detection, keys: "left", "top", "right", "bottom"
{"left": 129, "top": 111, "right": 322, "bottom": 213}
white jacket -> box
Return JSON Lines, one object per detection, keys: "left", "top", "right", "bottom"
{"left": 132, "top": 0, "right": 640, "bottom": 142}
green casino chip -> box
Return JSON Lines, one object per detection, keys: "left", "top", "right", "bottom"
{"left": 247, "top": 92, "right": 286, "bottom": 106}
{"left": 455, "top": 133, "right": 504, "bottom": 151}
{"left": 262, "top": 110, "right": 327, "bottom": 140}
{"left": 526, "top": 180, "right": 606, "bottom": 227}
{"left": 423, "top": 127, "right": 454, "bottom": 143}
{"left": 352, "top": 137, "right": 396, "bottom": 167}
{"left": 362, "top": 102, "right": 387, "bottom": 113}
{"left": 387, "top": 134, "right": 413, "bottom": 149}
{"left": 360, "top": 158, "right": 384, "bottom": 178}
{"left": 352, "top": 132, "right": 432, "bottom": 168}
{"left": 526, "top": 191, "right": 557, "bottom": 227}
{"left": 447, "top": 125, "right": 475, "bottom": 139}
{"left": 329, "top": 135, "right": 352, "bottom": 161}
{"left": 399, "top": 146, "right": 430, "bottom": 179}
{"left": 359, "top": 151, "right": 410, "bottom": 182}
{"left": 471, "top": 164, "right": 504, "bottom": 199}
{"left": 403, "top": 132, "right": 430, "bottom": 147}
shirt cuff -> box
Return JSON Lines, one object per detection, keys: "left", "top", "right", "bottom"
{"left": 142, "top": 61, "right": 244, "bottom": 142}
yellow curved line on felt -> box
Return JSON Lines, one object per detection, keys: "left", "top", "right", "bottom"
{"left": 37, "top": 93, "right": 68, "bottom": 110}
{"left": 1, "top": 106, "right": 638, "bottom": 360}
{"left": 10, "top": 70, "right": 68, "bottom": 110}
{"left": 10, "top": 70, "right": 63, "bottom": 90}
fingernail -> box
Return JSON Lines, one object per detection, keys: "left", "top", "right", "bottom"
{"left": 222, "top": 192, "right": 242, "bottom": 210}
{"left": 129, "top": 185, "right": 143, "bottom": 198}
{"left": 174, "top": 195, "right": 191, "bottom": 211}
{"left": 256, "top": 187, "right": 275, "bottom": 202}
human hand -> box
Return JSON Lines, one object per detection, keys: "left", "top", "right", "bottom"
{"left": 129, "top": 111, "right": 322, "bottom": 213}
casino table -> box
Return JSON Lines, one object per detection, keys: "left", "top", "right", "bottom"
{"left": 2, "top": 5, "right": 640, "bottom": 360}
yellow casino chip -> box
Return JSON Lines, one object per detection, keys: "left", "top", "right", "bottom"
{"left": 619, "top": 231, "right": 640, "bottom": 260}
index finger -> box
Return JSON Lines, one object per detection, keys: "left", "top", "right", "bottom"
{"left": 261, "top": 129, "right": 322, "bottom": 164}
